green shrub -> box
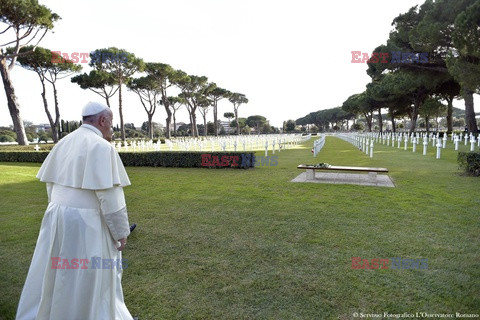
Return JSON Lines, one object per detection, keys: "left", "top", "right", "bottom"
{"left": 119, "top": 152, "right": 254, "bottom": 169}
{"left": 0, "top": 151, "right": 49, "bottom": 163}
{"left": 0, "top": 130, "right": 16, "bottom": 139}
{"left": 151, "top": 138, "right": 166, "bottom": 144}
{"left": 351, "top": 123, "right": 364, "bottom": 131}
{"left": 0, "top": 135, "right": 15, "bottom": 142}
{"left": 38, "top": 133, "right": 49, "bottom": 143}
{"left": 26, "top": 133, "right": 34, "bottom": 142}
{"left": 457, "top": 152, "right": 480, "bottom": 176}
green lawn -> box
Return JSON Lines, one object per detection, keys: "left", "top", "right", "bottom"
{"left": 1, "top": 136, "right": 479, "bottom": 319}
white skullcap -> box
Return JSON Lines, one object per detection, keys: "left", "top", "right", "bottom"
{"left": 81, "top": 101, "right": 109, "bottom": 117}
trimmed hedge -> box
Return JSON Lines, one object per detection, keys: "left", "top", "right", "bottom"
{"left": 0, "top": 151, "right": 49, "bottom": 163}
{"left": 457, "top": 152, "right": 480, "bottom": 176}
{"left": 0, "top": 151, "right": 255, "bottom": 169}
{"left": 120, "top": 152, "right": 255, "bottom": 168}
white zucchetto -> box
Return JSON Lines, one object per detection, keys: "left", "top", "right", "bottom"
{"left": 82, "top": 101, "right": 109, "bottom": 117}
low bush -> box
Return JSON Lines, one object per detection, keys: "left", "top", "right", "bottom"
{"left": 120, "top": 152, "right": 254, "bottom": 169}
{"left": 0, "top": 135, "right": 15, "bottom": 142}
{"left": 457, "top": 151, "right": 480, "bottom": 176}
{"left": 0, "top": 151, "right": 49, "bottom": 163}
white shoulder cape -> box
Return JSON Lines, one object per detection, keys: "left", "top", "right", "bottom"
{"left": 37, "top": 125, "right": 131, "bottom": 190}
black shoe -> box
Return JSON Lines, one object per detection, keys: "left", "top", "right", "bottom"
{"left": 130, "top": 223, "right": 137, "bottom": 232}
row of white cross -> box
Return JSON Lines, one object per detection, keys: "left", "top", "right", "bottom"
{"left": 337, "top": 131, "right": 480, "bottom": 159}
{"left": 312, "top": 135, "right": 326, "bottom": 157}
{"left": 111, "top": 134, "right": 312, "bottom": 156}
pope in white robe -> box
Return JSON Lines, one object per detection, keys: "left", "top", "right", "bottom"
{"left": 16, "top": 102, "right": 134, "bottom": 320}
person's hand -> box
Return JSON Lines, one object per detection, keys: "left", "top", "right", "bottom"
{"left": 117, "top": 238, "right": 127, "bottom": 251}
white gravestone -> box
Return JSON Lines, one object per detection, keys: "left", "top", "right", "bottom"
{"left": 436, "top": 139, "right": 442, "bottom": 159}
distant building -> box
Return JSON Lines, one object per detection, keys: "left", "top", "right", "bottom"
{"left": 219, "top": 121, "right": 233, "bottom": 134}
{"left": 34, "top": 124, "right": 51, "bottom": 133}
{"left": 175, "top": 122, "right": 186, "bottom": 131}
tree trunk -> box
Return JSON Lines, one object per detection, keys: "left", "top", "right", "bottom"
{"left": 118, "top": 82, "right": 125, "bottom": 142}
{"left": 213, "top": 101, "right": 218, "bottom": 136}
{"left": 446, "top": 96, "right": 453, "bottom": 134}
{"left": 410, "top": 89, "right": 426, "bottom": 134}
{"left": 390, "top": 113, "right": 396, "bottom": 133}
{"left": 425, "top": 115, "right": 430, "bottom": 134}
{"left": 409, "top": 102, "right": 420, "bottom": 134}
{"left": 52, "top": 82, "right": 61, "bottom": 141}
{"left": 203, "top": 114, "right": 207, "bottom": 137}
{"left": 148, "top": 114, "right": 153, "bottom": 139}
{"left": 363, "top": 112, "right": 372, "bottom": 132}
{"left": 172, "top": 109, "right": 177, "bottom": 137}
{"left": 39, "top": 77, "right": 58, "bottom": 143}
{"left": 189, "top": 112, "right": 193, "bottom": 136}
{"left": 105, "top": 94, "right": 111, "bottom": 108}
{"left": 159, "top": 95, "right": 171, "bottom": 139}
{"left": 187, "top": 104, "right": 198, "bottom": 137}
{"left": 378, "top": 108, "right": 383, "bottom": 132}
{"left": 234, "top": 107, "right": 239, "bottom": 135}
{"left": 464, "top": 90, "right": 478, "bottom": 134}
{"left": 192, "top": 111, "right": 198, "bottom": 137}
{"left": 0, "top": 57, "right": 28, "bottom": 145}
{"left": 165, "top": 108, "right": 172, "bottom": 139}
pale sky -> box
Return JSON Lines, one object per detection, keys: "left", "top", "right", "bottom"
{"left": 1, "top": 0, "right": 477, "bottom": 129}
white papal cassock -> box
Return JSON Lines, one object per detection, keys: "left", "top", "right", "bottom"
{"left": 16, "top": 124, "right": 134, "bottom": 320}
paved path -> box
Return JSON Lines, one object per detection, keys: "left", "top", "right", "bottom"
{"left": 291, "top": 172, "right": 395, "bottom": 187}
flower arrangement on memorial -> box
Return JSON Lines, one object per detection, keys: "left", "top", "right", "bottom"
{"left": 312, "top": 162, "right": 331, "bottom": 168}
